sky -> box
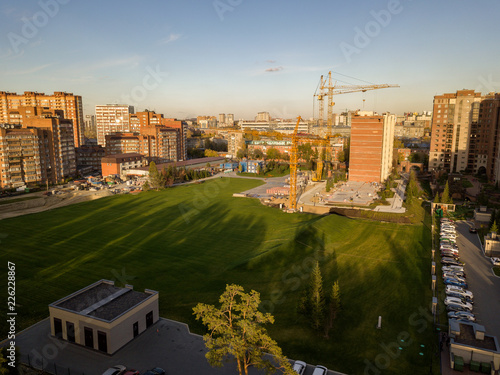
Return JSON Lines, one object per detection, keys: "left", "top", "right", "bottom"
{"left": 1, "top": 0, "right": 500, "bottom": 120}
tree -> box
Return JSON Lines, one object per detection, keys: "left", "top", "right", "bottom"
{"left": 193, "top": 284, "right": 294, "bottom": 375}
{"left": 266, "top": 148, "right": 280, "bottom": 161}
{"left": 491, "top": 221, "right": 498, "bottom": 234}
{"left": 405, "top": 169, "right": 420, "bottom": 203}
{"left": 205, "top": 149, "right": 219, "bottom": 157}
{"left": 236, "top": 149, "right": 246, "bottom": 159}
{"left": 253, "top": 149, "right": 264, "bottom": 160}
{"left": 142, "top": 180, "right": 150, "bottom": 191}
{"left": 433, "top": 192, "right": 440, "bottom": 204}
{"left": 338, "top": 150, "right": 345, "bottom": 163}
{"left": 148, "top": 161, "right": 164, "bottom": 190}
{"left": 441, "top": 181, "right": 452, "bottom": 204}
{"left": 325, "top": 281, "right": 341, "bottom": 338}
{"left": 309, "top": 262, "right": 325, "bottom": 330}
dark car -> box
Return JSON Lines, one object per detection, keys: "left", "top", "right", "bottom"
{"left": 143, "top": 368, "right": 165, "bottom": 375}
{"left": 444, "top": 278, "right": 468, "bottom": 288}
{"left": 469, "top": 227, "right": 477, "bottom": 233}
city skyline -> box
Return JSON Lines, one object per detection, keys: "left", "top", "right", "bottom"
{"left": 1, "top": 0, "right": 500, "bottom": 119}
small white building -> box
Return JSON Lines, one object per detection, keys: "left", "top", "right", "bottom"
{"left": 49, "top": 280, "right": 159, "bottom": 354}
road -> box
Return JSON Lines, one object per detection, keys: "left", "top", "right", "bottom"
{"left": 455, "top": 221, "right": 500, "bottom": 339}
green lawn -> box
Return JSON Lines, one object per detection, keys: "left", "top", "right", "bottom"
{"left": 0, "top": 178, "right": 436, "bottom": 375}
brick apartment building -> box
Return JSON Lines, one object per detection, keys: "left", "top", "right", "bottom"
{"left": 429, "top": 90, "right": 500, "bottom": 181}
{"left": 97, "top": 108, "right": 187, "bottom": 162}
{"left": 348, "top": 112, "right": 395, "bottom": 183}
{"left": 75, "top": 145, "right": 106, "bottom": 175}
{"left": 101, "top": 153, "right": 146, "bottom": 177}
{"left": 0, "top": 91, "right": 84, "bottom": 147}
{"left": 0, "top": 106, "right": 76, "bottom": 189}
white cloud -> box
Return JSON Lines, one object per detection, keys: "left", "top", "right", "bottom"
{"left": 159, "top": 33, "right": 182, "bottom": 45}
{"left": 8, "top": 63, "right": 53, "bottom": 75}
{"left": 265, "top": 66, "right": 284, "bottom": 73}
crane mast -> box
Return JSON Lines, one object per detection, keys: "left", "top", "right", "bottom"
{"left": 289, "top": 116, "right": 301, "bottom": 211}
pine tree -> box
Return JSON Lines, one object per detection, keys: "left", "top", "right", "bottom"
{"left": 324, "top": 281, "right": 341, "bottom": 338}
{"left": 491, "top": 221, "right": 498, "bottom": 234}
{"left": 441, "top": 181, "right": 452, "bottom": 204}
{"left": 433, "top": 192, "right": 440, "bottom": 204}
{"left": 310, "top": 262, "right": 325, "bottom": 330}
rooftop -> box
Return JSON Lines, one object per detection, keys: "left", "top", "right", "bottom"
{"left": 51, "top": 280, "right": 157, "bottom": 322}
{"left": 453, "top": 323, "right": 498, "bottom": 352}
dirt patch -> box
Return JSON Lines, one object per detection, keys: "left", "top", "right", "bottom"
{"left": 0, "top": 190, "right": 114, "bottom": 220}
{"left": 329, "top": 207, "right": 412, "bottom": 224}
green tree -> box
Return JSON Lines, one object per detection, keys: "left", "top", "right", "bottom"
{"left": 266, "top": 148, "right": 280, "bottom": 161}
{"left": 491, "top": 221, "right": 498, "bottom": 234}
{"left": 236, "top": 149, "right": 246, "bottom": 159}
{"left": 256, "top": 164, "right": 262, "bottom": 175}
{"left": 148, "top": 161, "right": 164, "bottom": 190}
{"left": 405, "top": 169, "right": 420, "bottom": 203}
{"left": 338, "top": 150, "right": 345, "bottom": 163}
{"left": 441, "top": 181, "right": 452, "bottom": 204}
{"left": 433, "top": 192, "right": 440, "bottom": 204}
{"left": 309, "top": 262, "right": 325, "bottom": 330}
{"left": 489, "top": 209, "right": 497, "bottom": 230}
{"left": 142, "top": 180, "right": 150, "bottom": 191}
{"left": 325, "top": 281, "right": 341, "bottom": 338}
{"left": 193, "top": 284, "right": 294, "bottom": 375}
{"left": 253, "top": 149, "right": 264, "bottom": 160}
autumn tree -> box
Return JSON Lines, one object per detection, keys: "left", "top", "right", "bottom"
{"left": 491, "top": 220, "right": 498, "bottom": 234}
{"left": 193, "top": 284, "right": 294, "bottom": 375}
{"left": 266, "top": 148, "right": 280, "bottom": 161}
{"left": 205, "top": 149, "right": 219, "bottom": 157}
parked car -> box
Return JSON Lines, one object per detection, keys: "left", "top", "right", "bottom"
{"left": 443, "top": 266, "right": 465, "bottom": 274}
{"left": 101, "top": 366, "right": 126, "bottom": 375}
{"left": 442, "top": 274, "right": 467, "bottom": 284}
{"left": 469, "top": 227, "right": 477, "bottom": 233}
{"left": 444, "top": 298, "right": 472, "bottom": 311}
{"left": 122, "top": 371, "right": 140, "bottom": 375}
{"left": 490, "top": 257, "right": 500, "bottom": 266}
{"left": 440, "top": 248, "right": 459, "bottom": 255}
{"left": 444, "top": 278, "right": 468, "bottom": 288}
{"left": 293, "top": 360, "right": 307, "bottom": 374}
{"left": 446, "top": 285, "right": 472, "bottom": 297}
{"left": 143, "top": 369, "right": 165, "bottom": 375}
{"left": 441, "top": 258, "right": 464, "bottom": 266}
{"left": 442, "top": 269, "right": 466, "bottom": 278}
{"left": 446, "top": 291, "right": 473, "bottom": 304}
{"left": 441, "top": 251, "right": 460, "bottom": 258}
{"left": 446, "top": 302, "right": 472, "bottom": 313}
{"left": 312, "top": 365, "right": 328, "bottom": 375}
{"left": 448, "top": 311, "right": 476, "bottom": 321}
{"left": 142, "top": 369, "right": 164, "bottom": 375}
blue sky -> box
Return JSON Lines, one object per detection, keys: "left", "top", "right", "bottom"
{"left": 1, "top": 0, "right": 499, "bottom": 120}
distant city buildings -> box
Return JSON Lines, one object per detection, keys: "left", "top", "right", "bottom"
{"left": 349, "top": 112, "right": 395, "bottom": 183}
{"left": 0, "top": 106, "right": 76, "bottom": 189}
{"left": 75, "top": 145, "right": 106, "bottom": 175}
{"left": 0, "top": 91, "right": 84, "bottom": 147}
{"left": 197, "top": 116, "right": 217, "bottom": 129}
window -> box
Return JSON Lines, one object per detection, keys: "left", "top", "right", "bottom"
{"left": 146, "top": 311, "right": 154, "bottom": 328}
{"left": 66, "top": 322, "right": 75, "bottom": 342}
{"left": 53, "top": 318, "right": 63, "bottom": 338}
{"left": 84, "top": 327, "right": 94, "bottom": 348}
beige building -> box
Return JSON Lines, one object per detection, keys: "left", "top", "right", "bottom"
{"left": 49, "top": 280, "right": 159, "bottom": 354}
{"left": 95, "top": 104, "right": 135, "bottom": 146}
{"left": 429, "top": 90, "right": 482, "bottom": 173}
{"left": 0, "top": 91, "right": 84, "bottom": 147}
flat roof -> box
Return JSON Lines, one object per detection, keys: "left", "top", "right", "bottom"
{"left": 50, "top": 280, "right": 157, "bottom": 322}
{"left": 453, "top": 323, "right": 498, "bottom": 352}
{"left": 134, "top": 156, "right": 226, "bottom": 171}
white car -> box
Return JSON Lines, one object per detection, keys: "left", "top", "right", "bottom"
{"left": 312, "top": 365, "right": 328, "bottom": 375}
{"left": 490, "top": 257, "right": 500, "bottom": 266}
{"left": 102, "top": 366, "right": 126, "bottom": 375}
{"left": 443, "top": 265, "right": 465, "bottom": 273}
{"left": 444, "top": 297, "right": 473, "bottom": 311}
{"left": 446, "top": 286, "right": 473, "bottom": 299}
{"left": 293, "top": 361, "right": 307, "bottom": 375}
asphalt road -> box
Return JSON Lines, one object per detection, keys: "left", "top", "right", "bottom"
{"left": 455, "top": 221, "right": 500, "bottom": 339}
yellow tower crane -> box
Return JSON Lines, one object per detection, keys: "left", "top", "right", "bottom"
{"left": 289, "top": 116, "right": 301, "bottom": 211}
{"left": 314, "top": 71, "right": 399, "bottom": 137}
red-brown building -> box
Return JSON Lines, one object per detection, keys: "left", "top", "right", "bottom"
{"left": 0, "top": 91, "right": 84, "bottom": 147}
{"left": 349, "top": 113, "right": 395, "bottom": 183}
{"left": 101, "top": 153, "right": 146, "bottom": 177}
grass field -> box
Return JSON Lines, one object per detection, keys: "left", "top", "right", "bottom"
{"left": 0, "top": 178, "right": 436, "bottom": 374}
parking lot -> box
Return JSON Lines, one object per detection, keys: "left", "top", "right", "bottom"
{"left": 454, "top": 221, "right": 500, "bottom": 339}
{"left": 8, "top": 318, "right": 345, "bottom": 375}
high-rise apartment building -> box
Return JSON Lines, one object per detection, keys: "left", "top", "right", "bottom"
{"left": 0, "top": 106, "right": 76, "bottom": 189}
{"left": 226, "top": 114, "right": 234, "bottom": 126}
{"left": 429, "top": 90, "right": 482, "bottom": 173}
{"left": 95, "top": 104, "right": 135, "bottom": 146}
{"left": 219, "top": 113, "right": 226, "bottom": 125}
{"left": 227, "top": 131, "right": 245, "bottom": 158}
{"left": 256, "top": 112, "right": 270, "bottom": 122}
{"left": 0, "top": 91, "right": 84, "bottom": 147}
{"left": 348, "top": 113, "right": 395, "bottom": 183}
